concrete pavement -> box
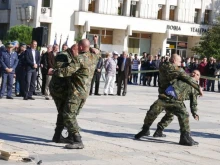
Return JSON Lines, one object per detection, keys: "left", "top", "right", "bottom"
{"left": 0, "top": 83, "right": 220, "bottom": 165}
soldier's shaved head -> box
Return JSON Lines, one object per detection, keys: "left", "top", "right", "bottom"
{"left": 170, "top": 54, "right": 181, "bottom": 66}
{"left": 78, "top": 39, "right": 90, "bottom": 52}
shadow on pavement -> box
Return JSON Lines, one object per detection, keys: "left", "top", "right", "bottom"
{"left": 0, "top": 132, "right": 61, "bottom": 147}
{"left": 140, "top": 137, "right": 178, "bottom": 145}
{"left": 82, "top": 129, "right": 134, "bottom": 139}
{"left": 163, "top": 129, "right": 220, "bottom": 139}
{"left": 82, "top": 128, "right": 220, "bottom": 140}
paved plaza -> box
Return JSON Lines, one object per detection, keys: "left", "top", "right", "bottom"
{"left": 0, "top": 83, "right": 220, "bottom": 165}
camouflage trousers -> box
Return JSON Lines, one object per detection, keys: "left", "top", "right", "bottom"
{"left": 50, "top": 87, "right": 86, "bottom": 134}
{"left": 144, "top": 98, "right": 190, "bottom": 133}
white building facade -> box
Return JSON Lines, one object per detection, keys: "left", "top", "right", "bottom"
{"left": 0, "top": 0, "right": 219, "bottom": 57}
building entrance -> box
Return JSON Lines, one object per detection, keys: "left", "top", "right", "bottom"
{"left": 166, "top": 35, "right": 188, "bottom": 57}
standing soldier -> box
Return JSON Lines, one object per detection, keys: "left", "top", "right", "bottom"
{"left": 50, "top": 36, "right": 100, "bottom": 149}
{"left": 0, "top": 43, "right": 18, "bottom": 99}
{"left": 134, "top": 54, "right": 203, "bottom": 146}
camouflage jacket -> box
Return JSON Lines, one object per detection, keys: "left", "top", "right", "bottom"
{"left": 172, "top": 80, "right": 199, "bottom": 115}
{"left": 54, "top": 45, "right": 100, "bottom": 99}
{"left": 159, "top": 62, "right": 200, "bottom": 95}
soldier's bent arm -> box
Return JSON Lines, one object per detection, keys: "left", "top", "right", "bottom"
{"left": 189, "top": 89, "right": 198, "bottom": 117}
{"left": 168, "top": 65, "right": 201, "bottom": 94}
{"left": 56, "top": 61, "right": 81, "bottom": 77}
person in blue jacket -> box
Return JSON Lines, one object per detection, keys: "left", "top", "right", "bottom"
{"left": 0, "top": 42, "right": 18, "bottom": 99}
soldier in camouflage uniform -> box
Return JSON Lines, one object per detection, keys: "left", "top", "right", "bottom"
{"left": 49, "top": 37, "right": 100, "bottom": 149}
{"left": 153, "top": 70, "right": 200, "bottom": 139}
{"left": 135, "top": 54, "right": 203, "bottom": 146}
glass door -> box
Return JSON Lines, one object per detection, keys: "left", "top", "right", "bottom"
{"left": 177, "top": 49, "right": 187, "bottom": 58}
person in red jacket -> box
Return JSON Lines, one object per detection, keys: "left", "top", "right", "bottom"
{"left": 198, "top": 57, "right": 207, "bottom": 90}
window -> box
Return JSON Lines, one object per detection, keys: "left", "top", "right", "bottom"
{"left": 42, "top": 0, "right": 50, "bottom": 7}
{"left": 88, "top": 0, "right": 96, "bottom": 12}
{"left": 101, "top": 30, "right": 113, "bottom": 44}
{"left": 87, "top": 29, "right": 113, "bottom": 45}
{"left": 204, "top": 10, "right": 211, "bottom": 24}
{"left": 118, "top": 1, "right": 124, "bottom": 15}
{"left": 130, "top": 1, "right": 137, "bottom": 17}
{"left": 157, "top": 5, "right": 163, "bottom": 20}
{"left": 169, "top": 6, "right": 175, "bottom": 21}
{"left": 128, "top": 33, "right": 151, "bottom": 54}
{"left": 129, "top": 38, "right": 139, "bottom": 53}
{"left": 194, "top": 9, "right": 199, "bottom": 23}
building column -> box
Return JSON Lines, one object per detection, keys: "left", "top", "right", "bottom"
{"left": 81, "top": 0, "right": 89, "bottom": 11}
{"left": 187, "top": 36, "right": 200, "bottom": 57}
{"left": 200, "top": 0, "right": 206, "bottom": 23}
{"left": 112, "top": 29, "right": 127, "bottom": 53}
{"left": 151, "top": 33, "right": 167, "bottom": 56}
{"left": 162, "top": 0, "right": 170, "bottom": 20}
{"left": 123, "top": 0, "right": 131, "bottom": 16}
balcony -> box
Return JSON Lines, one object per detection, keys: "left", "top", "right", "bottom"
{"left": 74, "top": 11, "right": 210, "bottom": 37}
{"left": 0, "top": 10, "right": 10, "bottom": 23}
{"left": 39, "top": 7, "right": 52, "bottom": 23}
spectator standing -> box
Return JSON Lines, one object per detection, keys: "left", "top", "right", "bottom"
{"left": 198, "top": 57, "right": 207, "bottom": 90}
{"left": 153, "top": 55, "right": 160, "bottom": 87}
{"left": 15, "top": 43, "right": 27, "bottom": 97}
{"left": 117, "top": 51, "right": 131, "bottom": 96}
{"left": 40, "top": 45, "right": 52, "bottom": 95}
{"left": 62, "top": 44, "right": 68, "bottom": 51}
{"left": 146, "top": 55, "right": 156, "bottom": 86}
{"left": 128, "top": 53, "right": 133, "bottom": 84}
{"left": 131, "top": 54, "right": 140, "bottom": 85}
{"left": 0, "top": 40, "right": 5, "bottom": 85}
{"left": 89, "top": 56, "right": 104, "bottom": 96}
{"left": 103, "top": 52, "right": 118, "bottom": 95}
{"left": 45, "top": 44, "right": 59, "bottom": 100}
{"left": 0, "top": 43, "right": 18, "bottom": 99}
{"left": 205, "top": 57, "right": 216, "bottom": 92}
{"left": 23, "top": 40, "right": 40, "bottom": 100}
{"left": 216, "top": 60, "right": 220, "bottom": 92}
{"left": 185, "top": 57, "right": 191, "bottom": 73}
{"left": 0, "top": 40, "right": 5, "bottom": 52}
{"left": 139, "top": 52, "right": 148, "bottom": 85}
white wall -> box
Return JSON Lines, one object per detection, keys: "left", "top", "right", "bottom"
{"left": 10, "top": 0, "right": 40, "bottom": 27}
{"left": 47, "top": 0, "right": 80, "bottom": 46}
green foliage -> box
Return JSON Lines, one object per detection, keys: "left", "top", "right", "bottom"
{"left": 191, "top": 18, "right": 220, "bottom": 60}
{"left": 74, "top": 33, "right": 82, "bottom": 43}
{"left": 4, "top": 25, "right": 33, "bottom": 45}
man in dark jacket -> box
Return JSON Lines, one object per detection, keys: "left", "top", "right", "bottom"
{"left": 23, "top": 40, "right": 40, "bottom": 100}
{"left": 117, "top": 51, "right": 131, "bottom": 96}
{"left": 89, "top": 56, "right": 104, "bottom": 96}
{"left": 40, "top": 45, "right": 52, "bottom": 95}
{"left": 205, "top": 57, "right": 216, "bottom": 92}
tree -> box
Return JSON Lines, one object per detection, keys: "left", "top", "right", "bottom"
{"left": 4, "top": 25, "right": 33, "bottom": 45}
{"left": 74, "top": 33, "right": 82, "bottom": 43}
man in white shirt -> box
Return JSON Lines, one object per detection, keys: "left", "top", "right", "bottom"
{"left": 23, "top": 40, "right": 40, "bottom": 100}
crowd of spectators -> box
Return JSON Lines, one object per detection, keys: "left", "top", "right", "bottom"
{"left": 0, "top": 39, "right": 220, "bottom": 100}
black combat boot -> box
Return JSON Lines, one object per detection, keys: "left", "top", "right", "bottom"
{"left": 65, "top": 132, "right": 84, "bottom": 149}
{"left": 188, "top": 134, "right": 199, "bottom": 145}
{"left": 52, "top": 127, "right": 63, "bottom": 143}
{"left": 134, "top": 125, "right": 150, "bottom": 139}
{"left": 179, "top": 132, "right": 198, "bottom": 146}
{"left": 153, "top": 126, "right": 166, "bottom": 137}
